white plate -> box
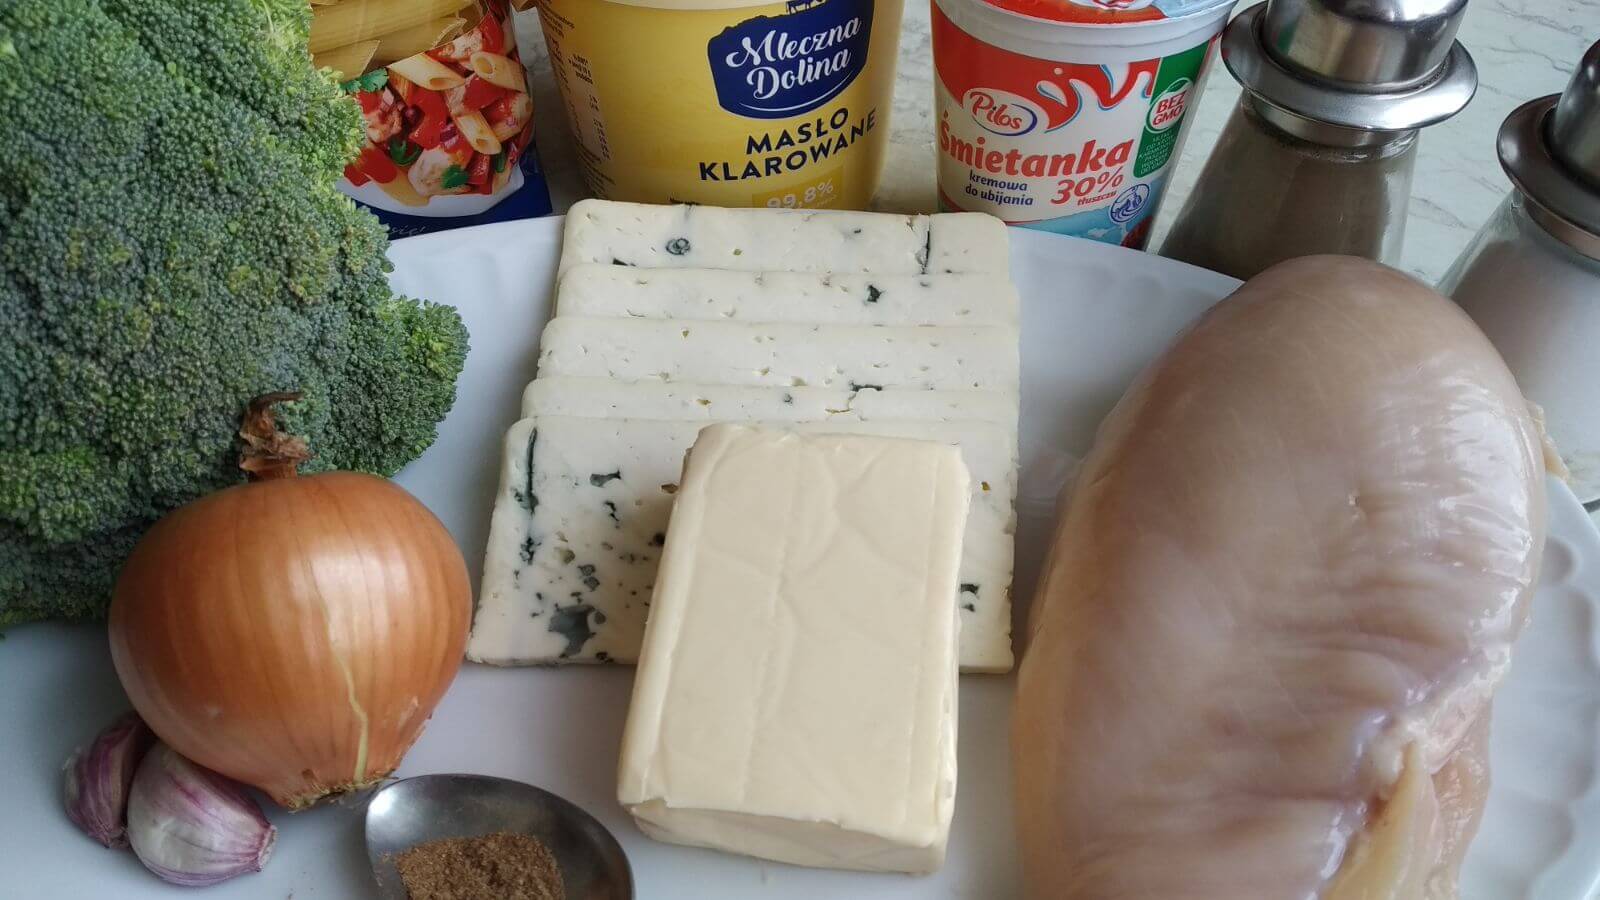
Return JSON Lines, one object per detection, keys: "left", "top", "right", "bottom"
{"left": 3, "top": 218, "right": 1598, "bottom": 899}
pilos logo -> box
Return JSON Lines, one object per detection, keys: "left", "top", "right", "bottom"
{"left": 707, "top": 0, "right": 875, "bottom": 119}
{"left": 962, "top": 89, "right": 1041, "bottom": 137}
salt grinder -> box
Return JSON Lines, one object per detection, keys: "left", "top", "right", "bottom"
{"left": 1442, "top": 39, "right": 1600, "bottom": 502}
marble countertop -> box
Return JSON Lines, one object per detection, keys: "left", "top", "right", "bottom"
{"left": 514, "top": 0, "right": 1598, "bottom": 284}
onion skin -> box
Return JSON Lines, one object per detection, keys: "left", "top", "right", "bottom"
{"left": 109, "top": 471, "right": 469, "bottom": 810}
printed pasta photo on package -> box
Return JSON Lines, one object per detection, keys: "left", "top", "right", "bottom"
{"left": 312, "top": 0, "right": 553, "bottom": 237}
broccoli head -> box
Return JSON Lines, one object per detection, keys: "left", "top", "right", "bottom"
{"left": 0, "top": 0, "right": 470, "bottom": 623}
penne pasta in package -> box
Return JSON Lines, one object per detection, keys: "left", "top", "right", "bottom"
{"left": 320, "top": 0, "right": 552, "bottom": 238}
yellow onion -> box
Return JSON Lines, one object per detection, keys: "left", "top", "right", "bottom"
{"left": 109, "top": 394, "right": 470, "bottom": 810}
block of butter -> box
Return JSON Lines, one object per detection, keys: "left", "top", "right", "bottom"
{"left": 616, "top": 425, "right": 966, "bottom": 873}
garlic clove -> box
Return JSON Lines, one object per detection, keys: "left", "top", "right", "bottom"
{"left": 63, "top": 711, "right": 154, "bottom": 848}
{"left": 127, "top": 743, "right": 277, "bottom": 887}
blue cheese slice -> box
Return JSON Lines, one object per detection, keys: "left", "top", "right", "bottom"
{"left": 467, "top": 415, "right": 1016, "bottom": 672}
{"left": 558, "top": 199, "right": 1008, "bottom": 276}
{"left": 556, "top": 265, "right": 1019, "bottom": 326}
{"left": 521, "top": 378, "right": 1016, "bottom": 427}
{"left": 617, "top": 425, "right": 964, "bottom": 874}
{"left": 927, "top": 213, "right": 1015, "bottom": 276}
{"left": 536, "top": 318, "right": 1019, "bottom": 392}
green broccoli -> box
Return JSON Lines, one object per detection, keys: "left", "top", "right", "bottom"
{"left": 0, "top": 0, "right": 470, "bottom": 623}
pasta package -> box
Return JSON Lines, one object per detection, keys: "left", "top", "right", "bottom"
{"left": 319, "top": 0, "right": 552, "bottom": 238}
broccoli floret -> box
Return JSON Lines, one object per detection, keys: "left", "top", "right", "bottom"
{"left": 0, "top": 0, "right": 470, "bottom": 623}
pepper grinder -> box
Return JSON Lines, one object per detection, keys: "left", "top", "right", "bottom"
{"left": 1160, "top": 0, "right": 1477, "bottom": 280}
{"left": 1441, "top": 39, "right": 1600, "bottom": 502}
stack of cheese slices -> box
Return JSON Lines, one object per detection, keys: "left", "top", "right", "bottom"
{"left": 467, "top": 199, "right": 1021, "bottom": 673}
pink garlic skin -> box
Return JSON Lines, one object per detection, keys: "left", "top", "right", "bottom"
{"left": 127, "top": 743, "right": 277, "bottom": 887}
{"left": 62, "top": 711, "right": 154, "bottom": 848}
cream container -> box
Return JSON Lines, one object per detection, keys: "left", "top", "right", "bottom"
{"left": 535, "top": 0, "right": 902, "bottom": 210}
{"left": 931, "top": 0, "right": 1232, "bottom": 248}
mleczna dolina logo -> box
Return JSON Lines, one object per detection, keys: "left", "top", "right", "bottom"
{"left": 707, "top": 0, "right": 875, "bottom": 119}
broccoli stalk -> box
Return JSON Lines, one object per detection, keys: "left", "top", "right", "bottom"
{"left": 0, "top": 0, "right": 470, "bottom": 623}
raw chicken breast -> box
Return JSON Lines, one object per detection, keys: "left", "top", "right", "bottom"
{"left": 1014, "top": 256, "right": 1547, "bottom": 900}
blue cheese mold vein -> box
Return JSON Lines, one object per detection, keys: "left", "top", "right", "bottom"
{"left": 469, "top": 418, "right": 667, "bottom": 665}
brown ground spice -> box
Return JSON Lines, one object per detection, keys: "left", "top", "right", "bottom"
{"left": 395, "top": 831, "right": 566, "bottom": 900}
